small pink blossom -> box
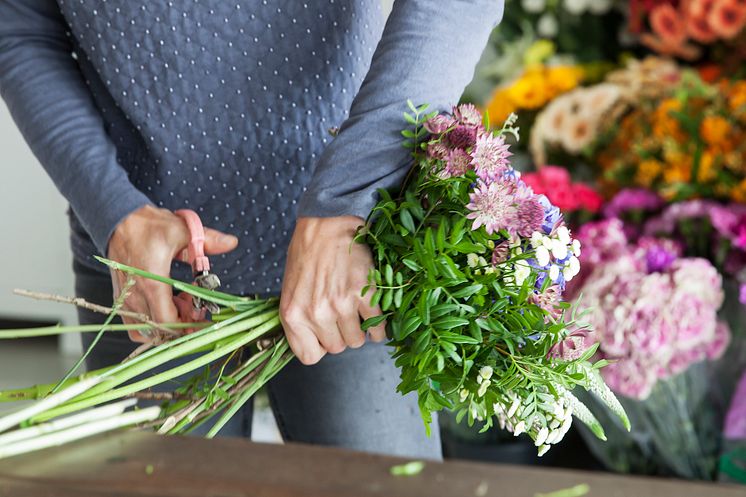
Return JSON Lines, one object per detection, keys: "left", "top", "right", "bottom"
{"left": 470, "top": 132, "right": 512, "bottom": 182}
{"left": 441, "top": 148, "right": 471, "bottom": 178}
{"left": 453, "top": 103, "right": 483, "bottom": 126}
{"left": 424, "top": 114, "right": 456, "bottom": 135}
{"left": 466, "top": 178, "right": 544, "bottom": 237}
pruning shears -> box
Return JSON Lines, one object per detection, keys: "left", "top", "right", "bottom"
{"left": 173, "top": 209, "right": 222, "bottom": 323}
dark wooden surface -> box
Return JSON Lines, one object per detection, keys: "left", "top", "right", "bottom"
{"left": 0, "top": 431, "right": 742, "bottom": 497}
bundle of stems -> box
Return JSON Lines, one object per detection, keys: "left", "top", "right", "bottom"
{"left": 0, "top": 257, "right": 291, "bottom": 438}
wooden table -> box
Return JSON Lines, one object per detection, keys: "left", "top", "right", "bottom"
{"left": 0, "top": 432, "right": 742, "bottom": 497}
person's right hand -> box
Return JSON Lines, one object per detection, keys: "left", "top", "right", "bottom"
{"left": 108, "top": 205, "right": 238, "bottom": 342}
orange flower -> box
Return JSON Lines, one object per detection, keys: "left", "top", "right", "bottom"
{"left": 636, "top": 159, "right": 664, "bottom": 187}
{"left": 728, "top": 81, "right": 746, "bottom": 112}
{"left": 687, "top": 0, "right": 719, "bottom": 42}
{"left": 700, "top": 115, "right": 731, "bottom": 145}
{"left": 651, "top": 4, "right": 689, "bottom": 47}
{"left": 697, "top": 150, "right": 719, "bottom": 182}
{"left": 485, "top": 89, "right": 515, "bottom": 124}
{"left": 653, "top": 98, "right": 686, "bottom": 142}
{"left": 730, "top": 178, "right": 746, "bottom": 202}
{"left": 662, "top": 160, "right": 693, "bottom": 184}
{"left": 708, "top": 0, "right": 746, "bottom": 39}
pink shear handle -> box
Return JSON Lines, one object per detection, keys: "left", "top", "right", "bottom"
{"left": 175, "top": 209, "right": 210, "bottom": 274}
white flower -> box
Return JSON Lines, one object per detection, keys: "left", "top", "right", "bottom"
{"left": 549, "top": 265, "right": 560, "bottom": 281}
{"left": 507, "top": 396, "right": 521, "bottom": 418}
{"left": 467, "top": 253, "right": 480, "bottom": 268}
{"left": 551, "top": 238, "right": 568, "bottom": 260}
{"left": 459, "top": 388, "right": 469, "bottom": 402}
{"left": 572, "top": 239, "right": 582, "bottom": 256}
{"left": 556, "top": 226, "right": 571, "bottom": 245}
{"left": 531, "top": 232, "right": 544, "bottom": 249}
{"left": 537, "top": 444, "right": 551, "bottom": 457}
{"left": 514, "top": 260, "right": 532, "bottom": 286}
{"left": 546, "top": 430, "right": 562, "bottom": 445}
{"left": 476, "top": 374, "right": 484, "bottom": 385}
{"left": 537, "top": 13, "right": 559, "bottom": 38}
{"left": 477, "top": 379, "right": 490, "bottom": 397}
{"left": 568, "top": 256, "right": 580, "bottom": 277}
{"left": 513, "top": 421, "right": 526, "bottom": 436}
{"left": 542, "top": 236, "right": 554, "bottom": 250}
{"left": 536, "top": 245, "right": 551, "bottom": 267}
{"left": 535, "top": 427, "right": 549, "bottom": 446}
{"left": 479, "top": 365, "right": 494, "bottom": 380}
{"left": 521, "top": 0, "right": 547, "bottom": 13}
{"left": 563, "top": 0, "right": 590, "bottom": 15}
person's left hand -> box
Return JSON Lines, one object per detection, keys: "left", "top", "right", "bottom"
{"left": 279, "top": 216, "right": 386, "bottom": 365}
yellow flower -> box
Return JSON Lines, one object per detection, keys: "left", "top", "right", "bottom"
{"left": 506, "top": 71, "right": 549, "bottom": 109}
{"left": 546, "top": 65, "right": 584, "bottom": 95}
{"left": 484, "top": 89, "right": 516, "bottom": 124}
{"left": 635, "top": 159, "right": 664, "bottom": 187}
{"left": 700, "top": 115, "right": 730, "bottom": 147}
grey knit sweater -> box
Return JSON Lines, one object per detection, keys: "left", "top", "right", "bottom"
{"left": 0, "top": 0, "right": 503, "bottom": 295}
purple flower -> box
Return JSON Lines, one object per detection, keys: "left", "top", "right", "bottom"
{"left": 470, "top": 132, "right": 512, "bottom": 182}
{"left": 637, "top": 237, "right": 681, "bottom": 273}
{"left": 448, "top": 125, "right": 477, "bottom": 149}
{"left": 740, "top": 283, "right": 746, "bottom": 305}
{"left": 603, "top": 188, "right": 663, "bottom": 219}
{"left": 423, "top": 114, "right": 456, "bottom": 135}
{"left": 538, "top": 194, "right": 562, "bottom": 235}
{"left": 453, "top": 103, "right": 483, "bottom": 126}
{"left": 466, "top": 178, "right": 544, "bottom": 237}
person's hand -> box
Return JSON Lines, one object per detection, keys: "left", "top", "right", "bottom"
{"left": 108, "top": 205, "right": 238, "bottom": 342}
{"left": 280, "top": 216, "right": 386, "bottom": 365}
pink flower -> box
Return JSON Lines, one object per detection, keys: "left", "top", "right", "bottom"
{"left": 470, "top": 132, "right": 512, "bottom": 182}
{"left": 424, "top": 114, "right": 456, "bottom": 135}
{"left": 453, "top": 103, "right": 483, "bottom": 126}
{"left": 441, "top": 148, "right": 472, "bottom": 178}
{"left": 448, "top": 125, "right": 477, "bottom": 149}
{"left": 466, "top": 178, "right": 544, "bottom": 237}
{"left": 426, "top": 142, "right": 449, "bottom": 160}
{"left": 573, "top": 183, "right": 604, "bottom": 213}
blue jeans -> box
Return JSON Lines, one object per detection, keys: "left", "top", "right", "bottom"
{"left": 74, "top": 260, "right": 442, "bottom": 459}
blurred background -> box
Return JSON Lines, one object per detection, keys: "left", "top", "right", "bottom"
{"left": 1, "top": 0, "right": 746, "bottom": 485}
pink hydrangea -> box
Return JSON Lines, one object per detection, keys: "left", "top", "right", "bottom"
{"left": 575, "top": 235, "right": 730, "bottom": 400}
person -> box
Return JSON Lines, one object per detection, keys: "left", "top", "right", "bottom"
{"left": 0, "top": 0, "right": 503, "bottom": 458}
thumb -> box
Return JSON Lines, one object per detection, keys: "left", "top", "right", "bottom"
{"left": 203, "top": 227, "right": 239, "bottom": 255}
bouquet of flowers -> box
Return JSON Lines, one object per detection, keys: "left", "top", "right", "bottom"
{"left": 567, "top": 216, "right": 736, "bottom": 479}
{"left": 0, "top": 105, "right": 628, "bottom": 459}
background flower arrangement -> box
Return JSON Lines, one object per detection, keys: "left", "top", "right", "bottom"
{"left": 454, "top": 0, "right": 746, "bottom": 482}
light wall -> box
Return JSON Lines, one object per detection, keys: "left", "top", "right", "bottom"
{"left": 0, "top": 101, "right": 79, "bottom": 351}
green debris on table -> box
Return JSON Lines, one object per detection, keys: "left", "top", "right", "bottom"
{"left": 390, "top": 460, "right": 425, "bottom": 476}
{"left": 535, "top": 483, "right": 590, "bottom": 497}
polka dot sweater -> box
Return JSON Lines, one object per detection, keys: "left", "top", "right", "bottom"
{"left": 0, "top": 0, "right": 503, "bottom": 295}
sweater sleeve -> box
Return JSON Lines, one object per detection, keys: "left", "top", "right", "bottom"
{"left": 0, "top": 0, "right": 152, "bottom": 255}
{"left": 297, "top": 0, "right": 504, "bottom": 219}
